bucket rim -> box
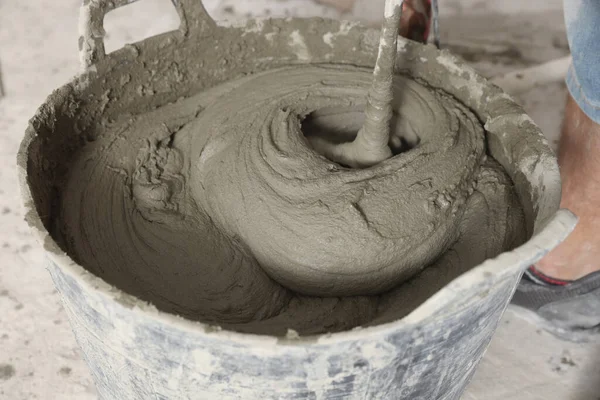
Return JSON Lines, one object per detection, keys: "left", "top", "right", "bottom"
{"left": 15, "top": 16, "right": 577, "bottom": 347}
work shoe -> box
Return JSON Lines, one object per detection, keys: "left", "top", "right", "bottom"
{"left": 511, "top": 266, "right": 600, "bottom": 342}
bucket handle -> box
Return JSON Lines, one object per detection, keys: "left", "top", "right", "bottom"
{"left": 78, "top": 0, "right": 216, "bottom": 71}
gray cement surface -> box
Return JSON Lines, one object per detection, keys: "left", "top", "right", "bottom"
{"left": 1, "top": 0, "right": 599, "bottom": 399}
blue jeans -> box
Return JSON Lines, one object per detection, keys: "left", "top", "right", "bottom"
{"left": 565, "top": 0, "right": 600, "bottom": 123}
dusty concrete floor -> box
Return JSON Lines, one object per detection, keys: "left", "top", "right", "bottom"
{"left": 1, "top": 0, "right": 599, "bottom": 399}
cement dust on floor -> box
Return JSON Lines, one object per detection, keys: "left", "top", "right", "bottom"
{"left": 0, "top": 0, "right": 597, "bottom": 399}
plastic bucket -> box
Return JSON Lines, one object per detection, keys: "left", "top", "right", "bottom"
{"left": 17, "top": 1, "right": 576, "bottom": 398}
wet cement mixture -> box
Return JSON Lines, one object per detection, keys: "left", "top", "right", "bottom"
{"left": 54, "top": 8, "right": 527, "bottom": 336}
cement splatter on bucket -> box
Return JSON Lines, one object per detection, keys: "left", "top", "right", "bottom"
{"left": 17, "top": 0, "right": 576, "bottom": 398}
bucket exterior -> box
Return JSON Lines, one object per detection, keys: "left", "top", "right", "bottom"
{"left": 18, "top": 2, "right": 575, "bottom": 399}
{"left": 48, "top": 256, "right": 518, "bottom": 400}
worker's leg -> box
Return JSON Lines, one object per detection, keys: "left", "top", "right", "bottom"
{"left": 534, "top": 0, "right": 600, "bottom": 281}
{"left": 511, "top": 0, "right": 600, "bottom": 339}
